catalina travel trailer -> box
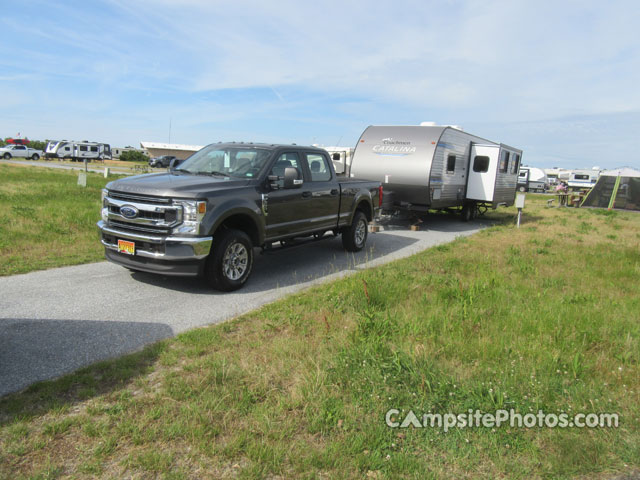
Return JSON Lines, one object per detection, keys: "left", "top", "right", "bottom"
{"left": 45, "top": 140, "right": 112, "bottom": 161}
{"left": 349, "top": 124, "right": 522, "bottom": 220}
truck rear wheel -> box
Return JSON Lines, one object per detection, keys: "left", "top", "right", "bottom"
{"left": 205, "top": 229, "right": 253, "bottom": 291}
{"left": 342, "top": 210, "right": 368, "bottom": 252}
{"left": 31, "top": 154, "right": 39, "bottom": 160}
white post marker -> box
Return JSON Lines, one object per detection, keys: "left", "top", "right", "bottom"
{"left": 104, "top": 167, "right": 110, "bottom": 178}
{"left": 77, "top": 171, "right": 87, "bottom": 187}
{"left": 515, "top": 192, "right": 526, "bottom": 228}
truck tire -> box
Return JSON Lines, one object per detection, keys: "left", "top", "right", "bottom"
{"left": 342, "top": 210, "right": 368, "bottom": 252}
{"left": 31, "top": 154, "right": 39, "bottom": 160}
{"left": 205, "top": 229, "right": 253, "bottom": 291}
{"left": 3, "top": 153, "right": 10, "bottom": 159}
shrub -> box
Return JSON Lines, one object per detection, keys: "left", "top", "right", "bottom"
{"left": 119, "top": 150, "right": 148, "bottom": 162}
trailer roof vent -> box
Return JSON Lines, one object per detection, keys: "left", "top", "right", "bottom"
{"left": 420, "top": 121, "right": 437, "bottom": 126}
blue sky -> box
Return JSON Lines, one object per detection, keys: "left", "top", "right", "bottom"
{"left": 1, "top": 0, "right": 638, "bottom": 169}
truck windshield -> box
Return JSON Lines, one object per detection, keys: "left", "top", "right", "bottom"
{"left": 175, "top": 146, "right": 272, "bottom": 178}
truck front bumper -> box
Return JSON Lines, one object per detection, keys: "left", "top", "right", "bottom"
{"left": 97, "top": 221, "right": 212, "bottom": 276}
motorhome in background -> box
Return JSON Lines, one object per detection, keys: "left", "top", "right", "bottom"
{"left": 315, "top": 146, "right": 355, "bottom": 175}
{"left": 517, "top": 167, "right": 548, "bottom": 192}
{"left": 349, "top": 123, "right": 522, "bottom": 220}
{"left": 45, "top": 140, "right": 112, "bottom": 161}
{"left": 544, "top": 167, "right": 570, "bottom": 186}
{"left": 567, "top": 168, "right": 600, "bottom": 191}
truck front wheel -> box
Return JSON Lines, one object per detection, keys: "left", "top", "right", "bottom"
{"left": 3, "top": 153, "right": 10, "bottom": 159}
{"left": 31, "top": 154, "right": 39, "bottom": 160}
{"left": 205, "top": 229, "right": 253, "bottom": 291}
{"left": 342, "top": 210, "right": 368, "bottom": 252}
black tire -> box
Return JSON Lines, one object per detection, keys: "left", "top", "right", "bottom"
{"left": 205, "top": 229, "right": 253, "bottom": 291}
{"left": 342, "top": 210, "right": 368, "bottom": 252}
{"left": 461, "top": 203, "right": 475, "bottom": 222}
{"left": 3, "top": 153, "right": 10, "bottom": 159}
{"left": 31, "top": 154, "right": 39, "bottom": 160}
{"left": 518, "top": 186, "right": 526, "bottom": 192}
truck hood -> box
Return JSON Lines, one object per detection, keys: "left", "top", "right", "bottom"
{"left": 106, "top": 172, "right": 252, "bottom": 198}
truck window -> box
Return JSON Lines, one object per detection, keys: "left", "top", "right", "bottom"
{"left": 473, "top": 156, "right": 490, "bottom": 173}
{"left": 446, "top": 154, "right": 456, "bottom": 174}
{"left": 306, "top": 153, "right": 331, "bottom": 182}
{"left": 270, "top": 152, "right": 302, "bottom": 188}
{"left": 499, "top": 151, "right": 510, "bottom": 173}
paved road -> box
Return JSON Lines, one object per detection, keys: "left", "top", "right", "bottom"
{"left": 0, "top": 216, "right": 487, "bottom": 396}
{"left": 0, "top": 159, "right": 136, "bottom": 175}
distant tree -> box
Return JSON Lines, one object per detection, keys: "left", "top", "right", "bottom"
{"left": 29, "top": 140, "right": 47, "bottom": 151}
{"left": 0, "top": 138, "right": 6, "bottom": 147}
{"left": 119, "top": 150, "right": 148, "bottom": 162}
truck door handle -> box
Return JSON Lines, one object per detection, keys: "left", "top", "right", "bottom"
{"left": 330, "top": 189, "right": 339, "bottom": 195}
{"left": 302, "top": 191, "right": 312, "bottom": 198}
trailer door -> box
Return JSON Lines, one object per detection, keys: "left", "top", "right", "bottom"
{"left": 466, "top": 144, "right": 499, "bottom": 202}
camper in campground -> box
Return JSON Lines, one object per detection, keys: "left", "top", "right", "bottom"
{"left": 349, "top": 124, "right": 522, "bottom": 220}
{"left": 517, "top": 167, "right": 548, "bottom": 193}
{"left": 45, "top": 140, "right": 112, "bottom": 161}
{"left": 567, "top": 169, "right": 600, "bottom": 191}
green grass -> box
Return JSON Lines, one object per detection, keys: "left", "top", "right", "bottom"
{"left": 0, "top": 164, "right": 118, "bottom": 275}
{"left": 1, "top": 195, "right": 639, "bottom": 478}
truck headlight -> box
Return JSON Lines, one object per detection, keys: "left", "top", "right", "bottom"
{"left": 101, "top": 189, "right": 108, "bottom": 222}
{"left": 174, "top": 200, "right": 206, "bottom": 235}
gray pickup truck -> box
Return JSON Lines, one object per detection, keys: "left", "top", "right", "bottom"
{"left": 98, "top": 143, "right": 381, "bottom": 290}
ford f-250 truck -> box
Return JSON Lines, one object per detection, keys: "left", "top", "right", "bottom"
{"left": 98, "top": 143, "right": 382, "bottom": 291}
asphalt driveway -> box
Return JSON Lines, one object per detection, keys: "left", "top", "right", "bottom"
{"left": 0, "top": 215, "right": 487, "bottom": 396}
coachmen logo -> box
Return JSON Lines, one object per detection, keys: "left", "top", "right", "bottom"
{"left": 120, "top": 205, "right": 139, "bottom": 219}
{"left": 372, "top": 137, "right": 416, "bottom": 155}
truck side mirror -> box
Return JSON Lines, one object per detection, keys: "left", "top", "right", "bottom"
{"left": 169, "top": 158, "right": 183, "bottom": 170}
{"left": 283, "top": 167, "right": 303, "bottom": 189}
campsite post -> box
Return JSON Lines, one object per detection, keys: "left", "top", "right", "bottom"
{"left": 515, "top": 192, "right": 526, "bottom": 228}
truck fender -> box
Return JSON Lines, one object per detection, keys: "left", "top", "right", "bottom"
{"left": 350, "top": 191, "right": 374, "bottom": 222}
{"left": 206, "top": 201, "right": 265, "bottom": 247}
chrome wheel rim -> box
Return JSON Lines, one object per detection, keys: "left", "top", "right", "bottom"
{"left": 355, "top": 219, "right": 367, "bottom": 246}
{"left": 222, "top": 241, "right": 249, "bottom": 280}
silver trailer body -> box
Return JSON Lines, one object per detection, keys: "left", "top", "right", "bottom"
{"left": 45, "top": 140, "right": 112, "bottom": 161}
{"left": 350, "top": 125, "right": 522, "bottom": 210}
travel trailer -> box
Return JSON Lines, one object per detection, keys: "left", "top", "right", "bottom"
{"left": 567, "top": 169, "right": 600, "bottom": 191}
{"left": 349, "top": 124, "right": 522, "bottom": 220}
{"left": 517, "top": 167, "right": 548, "bottom": 192}
{"left": 318, "top": 146, "right": 355, "bottom": 175}
{"left": 45, "top": 140, "right": 112, "bottom": 161}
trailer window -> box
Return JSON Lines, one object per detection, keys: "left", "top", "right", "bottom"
{"left": 90, "top": 146, "right": 98, "bottom": 152}
{"left": 332, "top": 153, "right": 341, "bottom": 161}
{"left": 511, "top": 154, "right": 520, "bottom": 174}
{"left": 473, "top": 156, "right": 490, "bottom": 173}
{"left": 306, "top": 153, "right": 331, "bottom": 182}
{"left": 80, "top": 146, "right": 88, "bottom": 152}
{"left": 446, "top": 155, "right": 456, "bottom": 174}
{"left": 499, "top": 151, "right": 510, "bottom": 173}
{"left": 575, "top": 174, "right": 590, "bottom": 180}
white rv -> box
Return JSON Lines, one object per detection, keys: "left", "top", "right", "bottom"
{"left": 517, "top": 167, "right": 548, "bottom": 192}
{"left": 320, "top": 146, "right": 355, "bottom": 175}
{"left": 349, "top": 124, "right": 522, "bottom": 220}
{"left": 45, "top": 140, "right": 112, "bottom": 161}
{"left": 567, "top": 169, "right": 600, "bottom": 191}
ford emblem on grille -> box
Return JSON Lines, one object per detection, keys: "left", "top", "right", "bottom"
{"left": 120, "top": 205, "right": 139, "bottom": 219}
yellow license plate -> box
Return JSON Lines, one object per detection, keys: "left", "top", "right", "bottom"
{"left": 117, "top": 239, "right": 135, "bottom": 255}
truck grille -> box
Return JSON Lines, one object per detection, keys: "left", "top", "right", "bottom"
{"left": 105, "top": 190, "right": 182, "bottom": 234}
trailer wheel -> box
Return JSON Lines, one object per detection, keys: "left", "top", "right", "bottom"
{"left": 31, "top": 154, "right": 39, "bottom": 160}
{"left": 205, "top": 229, "right": 253, "bottom": 291}
{"left": 519, "top": 186, "right": 526, "bottom": 192}
{"left": 3, "top": 153, "right": 10, "bottom": 159}
{"left": 461, "top": 203, "right": 475, "bottom": 222}
{"left": 342, "top": 210, "right": 368, "bottom": 252}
